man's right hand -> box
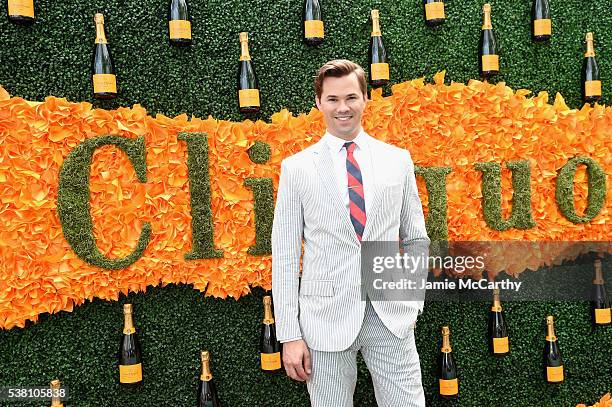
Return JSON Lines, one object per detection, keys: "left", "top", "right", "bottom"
{"left": 282, "top": 339, "right": 311, "bottom": 381}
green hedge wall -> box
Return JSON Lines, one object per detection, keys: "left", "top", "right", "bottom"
{"left": 1, "top": 0, "right": 611, "bottom": 405}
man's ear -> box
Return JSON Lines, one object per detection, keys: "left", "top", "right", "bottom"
{"left": 362, "top": 93, "right": 369, "bottom": 103}
{"left": 315, "top": 96, "right": 321, "bottom": 110}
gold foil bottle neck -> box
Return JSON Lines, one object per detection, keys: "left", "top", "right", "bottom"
{"left": 200, "top": 350, "right": 213, "bottom": 381}
{"left": 94, "top": 13, "right": 108, "bottom": 44}
{"left": 482, "top": 4, "right": 492, "bottom": 30}
{"left": 123, "top": 304, "right": 135, "bottom": 334}
{"left": 371, "top": 9, "right": 382, "bottom": 36}
{"left": 441, "top": 326, "right": 452, "bottom": 352}
{"left": 585, "top": 32, "right": 596, "bottom": 57}
{"left": 593, "top": 259, "right": 604, "bottom": 285}
{"left": 263, "top": 296, "right": 275, "bottom": 324}
{"left": 546, "top": 315, "right": 556, "bottom": 341}
{"left": 50, "top": 379, "right": 63, "bottom": 407}
{"left": 239, "top": 32, "right": 251, "bottom": 61}
{"left": 491, "top": 288, "right": 502, "bottom": 311}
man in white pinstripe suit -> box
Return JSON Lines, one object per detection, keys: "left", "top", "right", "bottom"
{"left": 272, "top": 60, "right": 429, "bottom": 406}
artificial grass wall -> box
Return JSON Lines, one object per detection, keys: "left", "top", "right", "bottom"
{"left": 1, "top": 0, "right": 611, "bottom": 405}
{"left": 0, "top": 0, "right": 610, "bottom": 120}
{"left": 1, "top": 278, "right": 612, "bottom": 407}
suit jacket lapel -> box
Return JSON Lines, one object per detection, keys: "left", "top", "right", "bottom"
{"left": 313, "top": 142, "right": 360, "bottom": 245}
{"left": 362, "top": 138, "right": 384, "bottom": 241}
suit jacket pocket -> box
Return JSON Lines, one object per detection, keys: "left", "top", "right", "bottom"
{"left": 300, "top": 280, "right": 334, "bottom": 297}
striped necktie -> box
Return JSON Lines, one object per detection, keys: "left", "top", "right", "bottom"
{"left": 343, "top": 141, "right": 366, "bottom": 241}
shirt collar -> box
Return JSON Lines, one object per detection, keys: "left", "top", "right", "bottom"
{"left": 322, "top": 129, "right": 368, "bottom": 154}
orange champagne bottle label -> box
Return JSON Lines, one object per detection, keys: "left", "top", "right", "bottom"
{"left": 439, "top": 378, "right": 458, "bottom": 395}
{"left": 304, "top": 20, "right": 324, "bottom": 38}
{"left": 93, "top": 74, "right": 117, "bottom": 94}
{"left": 533, "top": 19, "right": 551, "bottom": 36}
{"left": 8, "top": 0, "right": 34, "bottom": 18}
{"left": 595, "top": 308, "right": 612, "bottom": 324}
{"left": 119, "top": 363, "right": 142, "bottom": 383}
{"left": 370, "top": 63, "right": 389, "bottom": 81}
{"left": 425, "top": 2, "right": 445, "bottom": 20}
{"left": 239, "top": 89, "right": 260, "bottom": 107}
{"left": 584, "top": 80, "right": 602, "bottom": 97}
{"left": 169, "top": 20, "right": 192, "bottom": 39}
{"left": 260, "top": 352, "right": 281, "bottom": 370}
{"left": 481, "top": 54, "right": 499, "bottom": 71}
{"left": 546, "top": 365, "right": 564, "bottom": 382}
{"left": 493, "top": 336, "right": 509, "bottom": 353}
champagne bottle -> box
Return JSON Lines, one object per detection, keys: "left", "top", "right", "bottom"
{"left": 543, "top": 316, "right": 564, "bottom": 384}
{"left": 438, "top": 326, "right": 458, "bottom": 398}
{"left": 303, "top": 0, "right": 323, "bottom": 46}
{"left": 50, "top": 379, "right": 64, "bottom": 407}
{"left": 591, "top": 259, "right": 611, "bottom": 326}
{"left": 197, "top": 351, "right": 221, "bottom": 407}
{"left": 168, "top": 0, "right": 191, "bottom": 46}
{"left": 7, "top": 0, "right": 34, "bottom": 25}
{"left": 119, "top": 304, "right": 143, "bottom": 388}
{"left": 237, "top": 32, "right": 260, "bottom": 114}
{"left": 479, "top": 4, "right": 499, "bottom": 79}
{"left": 582, "top": 32, "right": 601, "bottom": 104}
{"left": 488, "top": 288, "right": 509, "bottom": 357}
{"left": 91, "top": 13, "right": 117, "bottom": 100}
{"left": 260, "top": 296, "right": 282, "bottom": 374}
{"left": 423, "top": 0, "right": 445, "bottom": 27}
{"left": 369, "top": 9, "right": 389, "bottom": 88}
{"left": 531, "top": 0, "right": 551, "bottom": 42}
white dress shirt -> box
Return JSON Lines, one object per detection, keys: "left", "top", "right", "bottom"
{"left": 321, "top": 129, "right": 374, "bottom": 215}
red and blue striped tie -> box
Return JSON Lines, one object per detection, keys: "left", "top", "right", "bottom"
{"left": 344, "top": 141, "right": 366, "bottom": 241}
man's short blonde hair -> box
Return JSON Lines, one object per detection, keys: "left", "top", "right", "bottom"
{"left": 314, "top": 59, "right": 367, "bottom": 99}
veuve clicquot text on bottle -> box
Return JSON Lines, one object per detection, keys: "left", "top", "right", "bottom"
{"left": 7, "top": 0, "right": 34, "bottom": 25}
{"left": 591, "top": 259, "right": 611, "bottom": 326}
{"left": 531, "top": 0, "right": 551, "bottom": 42}
{"left": 237, "top": 32, "right": 260, "bottom": 114}
{"left": 488, "top": 288, "right": 509, "bottom": 357}
{"left": 260, "top": 296, "right": 282, "bottom": 374}
{"left": 479, "top": 4, "right": 498, "bottom": 79}
{"left": 543, "top": 316, "right": 564, "bottom": 384}
{"left": 438, "top": 326, "right": 458, "bottom": 399}
{"left": 92, "top": 13, "right": 117, "bottom": 100}
{"left": 582, "top": 32, "right": 601, "bottom": 104}
{"left": 423, "top": 0, "right": 445, "bottom": 27}
{"left": 168, "top": 0, "right": 191, "bottom": 46}
{"left": 119, "top": 304, "right": 143, "bottom": 388}
{"left": 50, "top": 379, "right": 64, "bottom": 407}
{"left": 303, "top": 0, "right": 323, "bottom": 46}
{"left": 198, "top": 351, "right": 221, "bottom": 407}
{"left": 369, "top": 9, "right": 389, "bottom": 88}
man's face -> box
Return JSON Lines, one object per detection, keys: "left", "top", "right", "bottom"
{"left": 316, "top": 73, "right": 367, "bottom": 140}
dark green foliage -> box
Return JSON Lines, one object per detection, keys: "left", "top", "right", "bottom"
{"left": 1, "top": 278, "right": 612, "bottom": 406}
{"left": 247, "top": 141, "right": 271, "bottom": 164}
{"left": 178, "top": 132, "right": 224, "bottom": 259}
{"left": 244, "top": 177, "right": 274, "bottom": 255}
{"left": 475, "top": 160, "right": 537, "bottom": 231}
{"left": 57, "top": 135, "right": 151, "bottom": 269}
{"left": 0, "top": 0, "right": 610, "bottom": 121}
{"left": 556, "top": 157, "right": 607, "bottom": 223}
{"left": 415, "top": 166, "right": 452, "bottom": 241}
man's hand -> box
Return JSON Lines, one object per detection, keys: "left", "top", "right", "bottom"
{"left": 282, "top": 339, "right": 312, "bottom": 381}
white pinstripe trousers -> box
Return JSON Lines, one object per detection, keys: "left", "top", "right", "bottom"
{"left": 306, "top": 299, "right": 426, "bottom": 407}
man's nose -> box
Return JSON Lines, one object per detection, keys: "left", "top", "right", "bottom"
{"left": 337, "top": 100, "right": 349, "bottom": 111}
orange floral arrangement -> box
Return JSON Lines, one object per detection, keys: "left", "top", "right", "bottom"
{"left": 0, "top": 72, "right": 609, "bottom": 329}
{"left": 577, "top": 393, "right": 612, "bottom": 407}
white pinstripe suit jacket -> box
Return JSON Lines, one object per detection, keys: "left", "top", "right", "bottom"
{"left": 272, "top": 132, "right": 430, "bottom": 352}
